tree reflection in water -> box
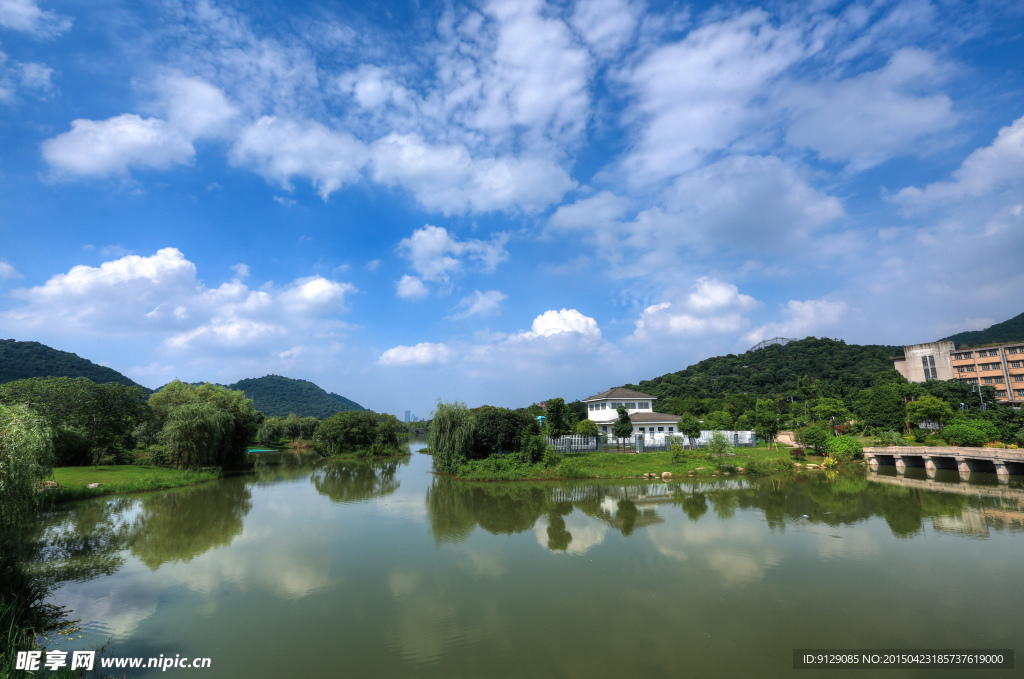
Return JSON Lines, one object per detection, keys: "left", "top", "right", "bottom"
{"left": 311, "top": 457, "right": 407, "bottom": 503}
{"left": 130, "top": 480, "right": 253, "bottom": 569}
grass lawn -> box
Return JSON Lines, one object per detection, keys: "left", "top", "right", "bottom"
{"left": 47, "top": 465, "right": 221, "bottom": 503}
{"left": 453, "top": 443, "right": 835, "bottom": 481}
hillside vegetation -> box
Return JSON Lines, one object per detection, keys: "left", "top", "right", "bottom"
{"left": 624, "top": 337, "right": 902, "bottom": 401}
{"left": 0, "top": 339, "right": 143, "bottom": 388}
{"left": 942, "top": 311, "right": 1024, "bottom": 348}
{"left": 228, "top": 374, "right": 365, "bottom": 418}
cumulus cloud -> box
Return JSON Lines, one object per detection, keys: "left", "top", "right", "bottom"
{"left": 230, "top": 117, "right": 366, "bottom": 199}
{"left": 893, "top": 115, "right": 1024, "bottom": 208}
{"left": 447, "top": 289, "right": 507, "bottom": 319}
{"left": 0, "top": 260, "right": 21, "bottom": 279}
{"left": 42, "top": 114, "right": 195, "bottom": 177}
{"left": 742, "top": 299, "right": 848, "bottom": 345}
{"left": 0, "top": 0, "right": 70, "bottom": 37}
{"left": 369, "top": 133, "right": 574, "bottom": 214}
{"left": 778, "top": 49, "right": 958, "bottom": 170}
{"left": 396, "top": 275, "right": 429, "bottom": 300}
{"left": 397, "top": 225, "right": 508, "bottom": 284}
{"left": 379, "top": 342, "right": 454, "bottom": 366}
{"left": 2, "top": 248, "right": 357, "bottom": 355}
{"left": 516, "top": 308, "right": 601, "bottom": 340}
{"left": 43, "top": 76, "right": 238, "bottom": 178}
{"left": 631, "top": 278, "right": 760, "bottom": 341}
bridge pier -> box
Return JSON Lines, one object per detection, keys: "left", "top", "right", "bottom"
{"left": 895, "top": 455, "right": 906, "bottom": 473}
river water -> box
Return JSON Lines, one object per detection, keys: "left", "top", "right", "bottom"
{"left": 26, "top": 444, "right": 1024, "bottom": 677}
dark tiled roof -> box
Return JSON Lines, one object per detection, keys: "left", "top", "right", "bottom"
{"left": 583, "top": 387, "right": 657, "bottom": 401}
{"left": 626, "top": 411, "right": 679, "bottom": 423}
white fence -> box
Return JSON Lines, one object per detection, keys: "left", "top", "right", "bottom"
{"left": 546, "top": 430, "right": 756, "bottom": 453}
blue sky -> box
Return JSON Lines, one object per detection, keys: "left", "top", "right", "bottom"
{"left": 0, "top": 0, "right": 1022, "bottom": 417}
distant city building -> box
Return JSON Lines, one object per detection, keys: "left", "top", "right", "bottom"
{"left": 894, "top": 340, "right": 1024, "bottom": 406}
{"left": 404, "top": 410, "right": 410, "bottom": 422}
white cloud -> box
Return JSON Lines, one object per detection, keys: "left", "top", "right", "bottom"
{"left": 618, "top": 10, "right": 805, "bottom": 186}
{"left": 397, "top": 225, "right": 508, "bottom": 284}
{"left": 447, "top": 289, "right": 507, "bottom": 320}
{"left": 570, "top": 0, "right": 640, "bottom": 60}
{"left": 742, "top": 299, "right": 848, "bottom": 345}
{"left": 779, "top": 49, "right": 958, "bottom": 170}
{"left": 631, "top": 278, "right": 759, "bottom": 341}
{"left": 893, "top": 115, "right": 1024, "bottom": 208}
{"left": 230, "top": 263, "right": 250, "bottom": 279}
{"left": 396, "top": 275, "right": 429, "bottom": 300}
{"left": 517, "top": 308, "right": 601, "bottom": 340}
{"left": 157, "top": 73, "right": 239, "bottom": 139}
{"left": 230, "top": 117, "right": 367, "bottom": 199}
{"left": 42, "top": 76, "right": 239, "bottom": 178}
{"left": 0, "top": 51, "right": 53, "bottom": 103}
{"left": 2, "top": 248, "right": 357, "bottom": 356}
{"left": 0, "top": 260, "right": 21, "bottom": 279}
{"left": 379, "top": 342, "right": 454, "bottom": 366}
{"left": 42, "top": 114, "right": 195, "bottom": 177}
{"left": 369, "top": 133, "right": 574, "bottom": 214}
{"left": 0, "top": 0, "right": 70, "bottom": 38}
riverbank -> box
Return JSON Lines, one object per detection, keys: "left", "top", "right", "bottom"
{"left": 46, "top": 465, "right": 222, "bottom": 503}
{"left": 454, "top": 444, "right": 831, "bottom": 481}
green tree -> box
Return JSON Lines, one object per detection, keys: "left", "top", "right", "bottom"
{"left": 544, "top": 398, "right": 570, "bottom": 438}
{"left": 677, "top": 413, "right": 701, "bottom": 450}
{"left": 796, "top": 421, "right": 831, "bottom": 455}
{"left": 754, "top": 398, "right": 779, "bottom": 447}
{"left": 0, "top": 403, "right": 53, "bottom": 549}
{"left": 813, "top": 397, "right": 852, "bottom": 435}
{"left": 612, "top": 405, "right": 633, "bottom": 447}
{"left": 256, "top": 416, "right": 283, "bottom": 445}
{"left": 705, "top": 431, "right": 734, "bottom": 457}
{"left": 471, "top": 408, "right": 537, "bottom": 458}
{"left": 906, "top": 395, "right": 955, "bottom": 428}
{"left": 706, "top": 410, "right": 734, "bottom": 430}
{"left": 574, "top": 418, "right": 598, "bottom": 444}
{"left": 313, "top": 410, "right": 379, "bottom": 455}
{"left": 429, "top": 400, "right": 474, "bottom": 474}
{"left": 941, "top": 420, "right": 999, "bottom": 447}
{"left": 856, "top": 383, "right": 907, "bottom": 433}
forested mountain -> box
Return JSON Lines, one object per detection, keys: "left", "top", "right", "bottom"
{"left": 227, "top": 375, "right": 365, "bottom": 418}
{"left": 0, "top": 339, "right": 144, "bottom": 388}
{"left": 942, "top": 312, "right": 1024, "bottom": 348}
{"left": 624, "top": 337, "right": 902, "bottom": 402}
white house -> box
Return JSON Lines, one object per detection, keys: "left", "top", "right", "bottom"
{"left": 583, "top": 387, "right": 680, "bottom": 437}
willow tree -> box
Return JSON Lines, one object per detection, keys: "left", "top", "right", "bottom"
{"left": 0, "top": 404, "right": 52, "bottom": 548}
{"left": 429, "top": 400, "right": 474, "bottom": 474}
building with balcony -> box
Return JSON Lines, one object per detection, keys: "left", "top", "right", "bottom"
{"left": 894, "top": 340, "right": 1024, "bottom": 406}
{"left": 582, "top": 387, "right": 680, "bottom": 437}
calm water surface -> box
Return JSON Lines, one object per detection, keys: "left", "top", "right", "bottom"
{"left": 27, "top": 444, "right": 1024, "bottom": 678}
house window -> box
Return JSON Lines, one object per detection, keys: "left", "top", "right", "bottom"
{"left": 965, "top": 365, "right": 975, "bottom": 372}
{"left": 1007, "top": 347, "right": 1020, "bottom": 354}
{"left": 994, "top": 377, "right": 1005, "bottom": 384}
{"left": 1017, "top": 390, "right": 1024, "bottom": 397}
{"left": 1014, "top": 375, "right": 1024, "bottom": 382}
{"left": 668, "top": 426, "right": 674, "bottom": 432}
{"left": 968, "top": 378, "right": 978, "bottom": 384}
{"left": 626, "top": 402, "right": 636, "bottom": 409}
{"left": 983, "top": 378, "right": 994, "bottom": 384}
{"left": 601, "top": 403, "right": 607, "bottom": 409}
{"left": 956, "top": 366, "right": 964, "bottom": 373}
{"left": 658, "top": 427, "right": 664, "bottom": 432}
{"left": 1011, "top": 361, "right": 1022, "bottom": 368}
{"left": 996, "top": 390, "right": 1007, "bottom": 397}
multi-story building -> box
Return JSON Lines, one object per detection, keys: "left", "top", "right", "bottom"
{"left": 582, "top": 387, "right": 680, "bottom": 437}
{"left": 895, "top": 340, "right": 1024, "bottom": 406}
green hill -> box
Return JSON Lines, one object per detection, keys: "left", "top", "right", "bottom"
{"left": 227, "top": 375, "right": 365, "bottom": 418}
{"left": 942, "top": 311, "right": 1024, "bottom": 348}
{"left": 624, "top": 337, "right": 902, "bottom": 400}
{"left": 0, "top": 339, "right": 144, "bottom": 388}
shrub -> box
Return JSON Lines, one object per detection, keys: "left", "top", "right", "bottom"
{"left": 875, "top": 430, "right": 907, "bottom": 446}
{"left": 558, "top": 458, "right": 590, "bottom": 479}
{"left": 941, "top": 420, "right": 999, "bottom": 448}
{"left": 822, "top": 456, "right": 839, "bottom": 469}
{"left": 790, "top": 448, "right": 806, "bottom": 460}
{"left": 705, "top": 431, "right": 734, "bottom": 457}
{"left": 796, "top": 421, "right": 831, "bottom": 455}
{"left": 747, "top": 456, "right": 791, "bottom": 477}
{"left": 824, "top": 435, "right": 863, "bottom": 462}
